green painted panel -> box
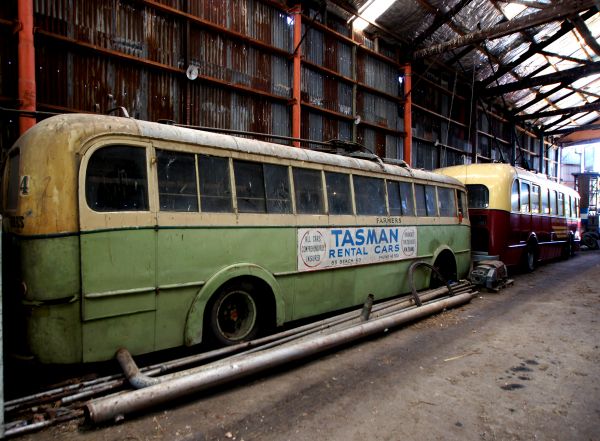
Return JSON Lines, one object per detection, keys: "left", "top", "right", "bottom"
{"left": 20, "top": 236, "right": 80, "bottom": 302}
{"left": 82, "top": 311, "right": 156, "bottom": 362}
{"left": 82, "top": 290, "right": 156, "bottom": 321}
{"left": 80, "top": 230, "right": 156, "bottom": 294}
{"left": 27, "top": 301, "right": 82, "bottom": 364}
{"left": 155, "top": 287, "right": 197, "bottom": 350}
{"left": 156, "top": 228, "right": 296, "bottom": 286}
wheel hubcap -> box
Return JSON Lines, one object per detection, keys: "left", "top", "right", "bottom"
{"left": 216, "top": 290, "right": 257, "bottom": 341}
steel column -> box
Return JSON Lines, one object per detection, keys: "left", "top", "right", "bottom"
{"left": 292, "top": 5, "right": 302, "bottom": 147}
{"left": 403, "top": 63, "right": 412, "bottom": 165}
{"left": 18, "top": 0, "right": 36, "bottom": 134}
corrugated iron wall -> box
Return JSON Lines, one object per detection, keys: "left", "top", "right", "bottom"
{"left": 0, "top": 0, "right": 409, "bottom": 157}
{"left": 0, "top": 0, "right": 552, "bottom": 172}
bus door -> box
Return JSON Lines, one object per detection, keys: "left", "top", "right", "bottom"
{"left": 78, "top": 143, "right": 158, "bottom": 359}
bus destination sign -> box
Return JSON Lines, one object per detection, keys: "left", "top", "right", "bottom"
{"left": 297, "top": 226, "right": 417, "bottom": 272}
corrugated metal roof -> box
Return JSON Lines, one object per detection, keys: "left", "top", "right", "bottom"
{"left": 336, "top": 0, "right": 600, "bottom": 142}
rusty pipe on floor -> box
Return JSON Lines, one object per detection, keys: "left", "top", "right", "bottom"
{"left": 116, "top": 348, "right": 161, "bottom": 389}
{"left": 86, "top": 292, "right": 473, "bottom": 424}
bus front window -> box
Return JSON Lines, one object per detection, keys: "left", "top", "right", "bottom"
{"left": 466, "top": 184, "right": 489, "bottom": 209}
{"left": 86, "top": 146, "right": 149, "bottom": 211}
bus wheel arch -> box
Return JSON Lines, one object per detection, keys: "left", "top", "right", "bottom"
{"left": 431, "top": 248, "right": 457, "bottom": 287}
{"left": 184, "top": 264, "right": 284, "bottom": 347}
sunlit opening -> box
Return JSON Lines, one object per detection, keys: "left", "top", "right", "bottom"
{"left": 501, "top": 3, "right": 527, "bottom": 20}
{"left": 351, "top": 0, "right": 396, "bottom": 32}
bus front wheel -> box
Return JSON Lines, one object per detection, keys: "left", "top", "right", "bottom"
{"left": 208, "top": 283, "right": 259, "bottom": 345}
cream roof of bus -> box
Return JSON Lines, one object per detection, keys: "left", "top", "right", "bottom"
{"left": 437, "top": 163, "right": 579, "bottom": 212}
{"left": 9, "top": 114, "right": 464, "bottom": 236}
{"left": 20, "top": 114, "right": 461, "bottom": 185}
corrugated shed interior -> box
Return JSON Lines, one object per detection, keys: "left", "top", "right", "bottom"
{"left": 0, "top": 0, "right": 597, "bottom": 176}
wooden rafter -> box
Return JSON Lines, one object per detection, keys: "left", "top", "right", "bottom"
{"left": 481, "top": 62, "right": 600, "bottom": 96}
{"left": 570, "top": 15, "right": 600, "bottom": 57}
{"left": 538, "top": 50, "right": 596, "bottom": 66}
{"left": 515, "top": 100, "right": 600, "bottom": 120}
{"left": 544, "top": 123, "right": 600, "bottom": 135}
{"left": 513, "top": 83, "right": 566, "bottom": 114}
{"left": 477, "top": 8, "right": 596, "bottom": 87}
{"left": 411, "top": 0, "right": 472, "bottom": 48}
{"left": 413, "top": 0, "right": 596, "bottom": 59}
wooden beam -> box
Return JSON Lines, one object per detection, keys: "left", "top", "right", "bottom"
{"left": 570, "top": 15, "right": 600, "bottom": 57}
{"left": 539, "top": 50, "right": 596, "bottom": 66}
{"left": 512, "top": 83, "right": 565, "bottom": 114}
{"left": 411, "top": 0, "right": 472, "bottom": 48}
{"left": 481, "top": 62, "right": 600, "bottom": 96}
{"left": 413, "top": 0, "right": 596, "bottom": 59}
{"left": 544, "top": 123, "right": 600, "bottom": 135}
{"left": 515, "top": 100, "right": 600, "bottom": 120}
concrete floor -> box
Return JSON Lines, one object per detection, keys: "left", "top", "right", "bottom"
{"left": 20, "top": 250, "right": 600, "bottom": 441}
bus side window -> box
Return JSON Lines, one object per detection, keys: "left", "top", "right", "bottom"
{"left": 531, "top": 185, "right": 540, "bottom": 214}
{"left": 198, "top": 155, "right": 233, "bottom": 213}
{"left": 354, "top": 176, "right": 386, "bottom": 216}
{"left": 86, "top": 146, "right": 149, "bottom": 212}
{"left": 558, "top": 192, "right": 565, "bottom": 216}
{"left": 400, "top": 182, "right": 415, "bottom": 216}
{"left": 387, "top": 181, "right": 402, "bottom": 216}
{"left": 541, "top": 187, "right": 549, "bottom": 214}
{"left": 157, "top": 149, "right": 198, "bottom": 212}
{"left": 264, "top": 164, "right": 291, "bottom": 214}
{"left": 457, "top": 190, "right": 468, "bottom": 219}
{"left": 389, "top": 181, "right": 415, "bottom": 216}
{"left": 520, "top": 182, "right": 530, "bottom": 213}
{"left": 415, "top": 184, "right": 437, "bottom": 216}
{"left": 293, "top": 168, "right": 324, "bottom": 214}
{"left": 437, "top": 187, "right": 457, "bottom": 217}
{"left": 511, "top": 180, "right": 520, "bottom": 212}
{"left": 234, "top": 160, "right": 266, "bottom": 213}
{"left": 549, "top": 190, "right": 557, "bottom": 215}
{"left": 326, "top": 172, "right": 352, "bottom": 215}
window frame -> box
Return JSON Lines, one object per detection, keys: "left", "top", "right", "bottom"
{"left": 292, "top": 167, "right": 326, "bottom": 215}
{"left": 85, "top": 144, "right": 151, "bottom": 213}
{"left": 353, "top": 174, "right": 387, "bottom": 216}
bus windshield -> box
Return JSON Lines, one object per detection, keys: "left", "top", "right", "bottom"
{"left": 466, "top": 184, "right": 489, "bottom": 208}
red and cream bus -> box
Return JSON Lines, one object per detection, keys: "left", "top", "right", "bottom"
{"left": 438, "top": 163, "right": 580, "bottom": 270}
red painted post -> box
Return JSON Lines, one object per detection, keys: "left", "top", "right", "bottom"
{"left": 18, "top": 0, "right": 36, "bottom": 134}
{"left": 292, "top": 5, "right": 302, "bottom": 147}
{"left": 403, "top": 63, "right": 412, "bottom": 166}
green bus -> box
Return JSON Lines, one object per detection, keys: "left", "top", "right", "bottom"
{"left": 2, "top": 114, "right": 470, "bottom": 363}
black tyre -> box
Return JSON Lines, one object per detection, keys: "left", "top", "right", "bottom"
{"left": 562, "top": 236, "right": 574, "bottom": 259}
{"left": 582, "top": 232, "right": 599, "bottom": 250}
{"left": 430, "top": 253, "right": 457, "bottom": 289}
{"left": 208, "top": 283, "right": 259, "bottom": 345}
{"left": 525, "top": 244, "right": 537, "bottom": 272}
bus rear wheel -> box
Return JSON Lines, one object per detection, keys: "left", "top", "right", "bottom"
{"left": 208, "top": 283, "right": 259, "bottom": 345}
{"left": 525, "top": 244, "right": 537, "bottom": 272}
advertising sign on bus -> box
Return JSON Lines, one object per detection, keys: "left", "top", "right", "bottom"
{"left": 297, "top": 226, "right": 418, "bottom": 271}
